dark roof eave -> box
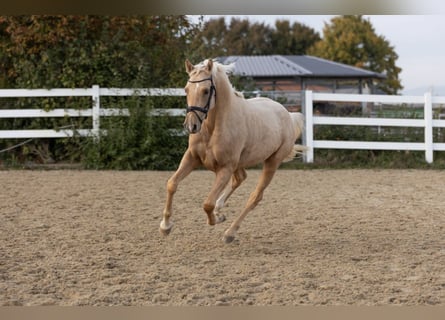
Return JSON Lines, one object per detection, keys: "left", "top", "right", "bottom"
{"left": 301, "top": 74, "right": 387, "bottom": 79}
{"left": 237, "top": 74, "right": 387, "bottom": 80}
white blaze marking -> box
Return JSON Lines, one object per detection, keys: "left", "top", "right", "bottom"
{"left": 194, "top": 82, "right": 200, "bottom": 96}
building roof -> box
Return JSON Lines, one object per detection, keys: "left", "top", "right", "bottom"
{"left": 217, "top": 55, "right": 386, "bottom": 79}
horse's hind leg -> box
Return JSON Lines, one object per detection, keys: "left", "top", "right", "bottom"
{"left": 223, "top": 161, "right": 279, "bottom": 243}
{"left": 215, "top": 168, "right": 247, "bottom": 215}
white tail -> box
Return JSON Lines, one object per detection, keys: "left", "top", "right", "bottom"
{"left": 282, "top": 112, "right": 308, "bottom": 162}
{"left": 290, "top": 112, "right": 304, "bottom": 140}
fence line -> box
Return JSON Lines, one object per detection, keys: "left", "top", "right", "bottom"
{"left": 303, "top": 90, "right": 445, "bottom": 164}
{"left": 2, "top": 85, "right": 445, "bottom": 164}
{"left": 0, "top": 85, "right": 185, "bottom": 139}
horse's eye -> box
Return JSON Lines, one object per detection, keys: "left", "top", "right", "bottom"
{"left": 203, "top": 88, "right": 209, "bottom": 95}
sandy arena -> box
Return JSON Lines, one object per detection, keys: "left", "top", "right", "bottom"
{"left": 0, "top": 169, "right": 444, "bottom": 306}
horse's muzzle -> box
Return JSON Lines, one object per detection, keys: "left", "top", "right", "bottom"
{"left": 184, "top": 123, "right": 199, "bottom": 134}
{"left": 183, "top": 114, "right": 201, "bottom": 134}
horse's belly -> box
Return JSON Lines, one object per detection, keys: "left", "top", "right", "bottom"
{"left": 239, "top": 141, "right": 286, "bottom": 167}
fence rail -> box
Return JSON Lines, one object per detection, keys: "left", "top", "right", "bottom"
{"left": 0, "top": 85, "right": 185, "bottom": 139}
{"left": 303, "top": 90, "right": 445, "bottom": 164}
{"left": 2, "top": 86, "right": 445, "bottom": 164}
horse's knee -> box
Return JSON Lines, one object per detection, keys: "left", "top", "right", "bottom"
{"left": 203, "top": 202, "right": 214, "bottom": 214}
{"left": 166, "top": 178, "right": 178, "bottom": 194}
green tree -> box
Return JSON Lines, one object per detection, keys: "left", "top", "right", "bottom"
{"left": 191, "top": 17, "right": 320, "bottom": 58}
{"left": 308, "top": 15, "right": 402, "bottom": 94}
{"left": 192, "top": 17, "right": 273, "bottom": 57}
{"left": 224, "top": 18, "right": 272, "bottom": 55}
{"left": 191, "top": 17, "right": 228, "bottom": 57}
{"left": 271, "top": 19, "right": 320, "bottom": 55}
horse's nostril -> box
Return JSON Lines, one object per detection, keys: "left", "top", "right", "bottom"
{"left": 193, "top": 124, "right": 198, "bottom": 132}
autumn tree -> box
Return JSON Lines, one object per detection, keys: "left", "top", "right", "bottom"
{"left": 0, "top": 15, "right": 199, "bottom": 169}
{"left": 308, "top": 15, "right": 402, "bottom": 94}
{"left": 0, "top": 15, "right": 198, "bottom": 89}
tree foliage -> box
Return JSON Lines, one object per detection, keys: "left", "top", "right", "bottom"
{"left": 0, "top": 15, "right": 197, "bottom": 169}
{"left": 271, "top": 19, "right": 321, "bottom": 55}
{"left": 308, "top": 15, "right": 402, "bottom": 94}
{"left": 0, "top": 15, "right": 198, "bottom": 89}
{"left": 190, "top": 17, "right": 320, "bottom": 58}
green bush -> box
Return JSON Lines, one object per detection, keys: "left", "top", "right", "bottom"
{"left": 80, "top": 97, "right": 187, "bottom": 170}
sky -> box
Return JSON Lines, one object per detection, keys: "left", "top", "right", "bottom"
{"left": 189, "top": 15, "right": 445, "bottom": 95}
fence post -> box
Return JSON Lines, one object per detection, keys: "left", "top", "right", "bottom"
{"left": 424, "top": 92, "right": 433, "bottom": 163}
{"left": 92, "top": 85, "right": 100, "bottom": 138}
{"left": 303, "top": 90, "right": 314, "bottom": 163}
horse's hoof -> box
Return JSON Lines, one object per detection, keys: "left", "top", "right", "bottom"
{"left": 216, "top": 214, "right": 226, "bottom": 224}
{"left": 159, "top": 223, "right": 173, "bottom": 236}
{"left": 160, "top": 220, "right": 173, "bottom": 236}
{"left": 223, "top": 235, "right": 235, "bottom": 244}
{"left": 159, "top": 227, "right": 172, "bottom": 236}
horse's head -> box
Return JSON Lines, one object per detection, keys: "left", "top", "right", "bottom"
{"left": 183, "top": 59, "right": 216, "bottom": 134}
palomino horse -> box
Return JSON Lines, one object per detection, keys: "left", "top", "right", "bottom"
{"left": 160, "top": 59, "right": 305, "bottom": 243}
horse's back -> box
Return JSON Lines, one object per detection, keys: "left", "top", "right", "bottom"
{"left": 244, "top": 97, "right": 293, "bottom": 130}
{"left": 246, "top": 97, "right": 284, "bottom": 111}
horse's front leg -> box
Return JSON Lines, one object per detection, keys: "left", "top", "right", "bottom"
{"left": 203, "top": 167, "right": 233, "bottom": 226}
{"left": 160, "top": 150, "right": 199, "bottom": 236}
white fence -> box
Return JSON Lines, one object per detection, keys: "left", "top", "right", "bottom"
{"left": 303, "top": 90, "right": 445, "bottom": 164}
{"left": 2, "top": 86, "right": 445, "bottom": 164}
{"left": 0, "top": 85, "right": 185, "bottom": 139}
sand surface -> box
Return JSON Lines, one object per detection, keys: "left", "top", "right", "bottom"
{"left": 1, "top": 169, "right": 444, "bottom": 305}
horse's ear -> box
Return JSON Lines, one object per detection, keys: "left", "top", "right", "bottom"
{"left": 206, "top": 59, "right": 213, "bottom": 72}
{"left": 185, "top": 59, "right": 194, "bottom": 74}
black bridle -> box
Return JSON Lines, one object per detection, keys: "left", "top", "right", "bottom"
{"left": 186, "top": 76, "right": 216, "bottom": 124}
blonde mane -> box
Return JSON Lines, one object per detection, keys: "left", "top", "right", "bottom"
{"left": 195, "top": 59, "right": 244, "bottom": 98}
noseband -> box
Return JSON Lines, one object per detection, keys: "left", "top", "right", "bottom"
{"left": 186, "top": 77, "right": 216, "bottom": 124}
